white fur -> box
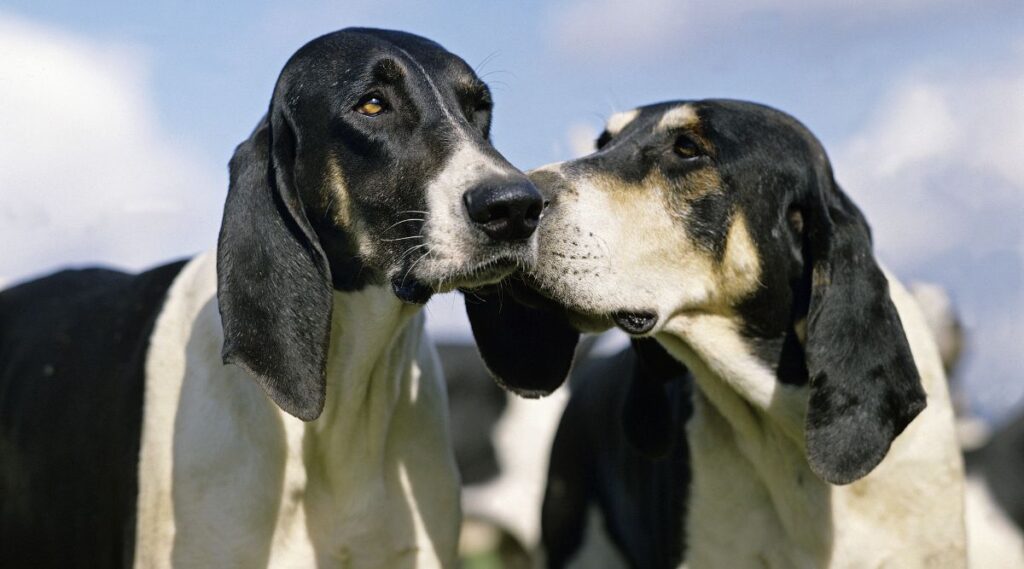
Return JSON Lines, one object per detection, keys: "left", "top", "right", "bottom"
{"left": 964, "top": 474, "right": 1024, "bottom": 568}
{"left": 418, "top": 141, "right": 533, "bottom": 287}
{"left": 659, "top": 276, "right": 966, "bottom": 568}
{"left": 133, "top": 252, "right": 460, "bottom": 568}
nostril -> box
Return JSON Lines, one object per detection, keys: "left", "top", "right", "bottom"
{"left": 488, "top": 203, "right": 510, "bottom": 223}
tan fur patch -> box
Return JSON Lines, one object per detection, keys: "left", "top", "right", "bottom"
{"left": 325, "top": 158, "right": 353, "bottom": 228}
{"left": 717, "top": 213, "right": 762, "bottom": 301}
{"left": 657, "top": 105, "right": 699, "bottom": 131}
{"left": 605, "top": 109, "right": 639, "bottom": 136}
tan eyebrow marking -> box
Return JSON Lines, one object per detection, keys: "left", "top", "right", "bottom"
{"left": 605, "top": 109, "right": 640, "bottom": 136}
{"left": 657, "top": 105, "right": 699, "bottom": 131}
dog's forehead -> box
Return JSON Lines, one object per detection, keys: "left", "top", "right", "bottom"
{"left": 287, "top": 28, "right": 477, "bottom": 84}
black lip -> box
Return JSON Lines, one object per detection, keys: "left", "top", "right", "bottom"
{"left": 391, "top": 278, "right": 433, "bottom": 305}
{"left": 612, "top": 311, "right": 658, "bottom": 335}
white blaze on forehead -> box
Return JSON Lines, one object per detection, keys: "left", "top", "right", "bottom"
{"left": 657, "top": 105, "right": 699, "bottom": 131}
{"left": 605, "top": 109, "right": 640, "bottom": 136}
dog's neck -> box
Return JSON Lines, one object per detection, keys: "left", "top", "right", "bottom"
{"left": 659, "top": 314, "right": 833, "bottom": 565}
{"left": 313, "top": 284, "right": 424, "bottom": 435}
{"left": 659, "top": 314, "right": 807, "bottom": 442}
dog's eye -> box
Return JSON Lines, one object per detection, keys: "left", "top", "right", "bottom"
{"left": 673, "top": 135, "right": 703, "bottom": 159}
{"left": 355, "top": 95, "right": 387, "bottom": 117}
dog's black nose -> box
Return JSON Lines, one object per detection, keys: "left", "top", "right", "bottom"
{"left": 463, "top": 180, "right": 544, "bottom": 242}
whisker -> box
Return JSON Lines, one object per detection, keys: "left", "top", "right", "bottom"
{"left": 401, "top": 248, "right": 433, "bottom": 287}
{"left": 383, "top": 217, "right": 425, "bottom": 232}
{"left": 381, "top": 235, "right": 424, "bottom": 243}
{"left": 399, "top": 243, "right": 429, "bottom": 261}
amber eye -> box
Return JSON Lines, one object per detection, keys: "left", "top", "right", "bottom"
{"left": 673, "top": 135, "right": 703, "bottom": 158}
{"left": 355, "top": 95, "right": 386, "bottom": 116}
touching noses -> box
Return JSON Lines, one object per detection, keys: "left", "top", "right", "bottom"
{"left": 463, "top": 179, "right": 544, "bottom": 241}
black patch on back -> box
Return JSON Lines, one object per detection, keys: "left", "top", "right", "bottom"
{"left": 0, "top": 260, "right": 186, "bottom": 568}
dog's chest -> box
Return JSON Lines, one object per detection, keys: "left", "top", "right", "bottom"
{"left": 684, "top": 385, "right": 966, "bottom": 569}
{"left": 684, "top": 392, "right": 832, "bottom": 569}
{"left": 133, "top": 254, "right": 457, "bottom": 568}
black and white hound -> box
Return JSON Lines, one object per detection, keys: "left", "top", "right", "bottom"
{"left": 0, "top": 28, "right": 551, "bottom": 569}
{"left": 471, "top": 100, "right": 970, "bottom": 567}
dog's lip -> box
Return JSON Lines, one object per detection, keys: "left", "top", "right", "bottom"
{"left": 611, "top": 311, "right": 658, "bottom": 335}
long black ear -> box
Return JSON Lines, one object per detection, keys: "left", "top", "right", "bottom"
{"left": 464, "top": 280, "right": 580, "bottom": 398}
{"left": 216, "top": 112, "right": 332, "bottom": 421}
{"left": 622, "top": 338, "right": 690, "bottom": 459}
{"left": 803, "top": 189, "right": 926, "bottom": 485}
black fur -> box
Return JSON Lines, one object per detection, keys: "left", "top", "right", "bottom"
{"left": 464, "top": 279, "right": 581, "bottom": 397}
{"left": 542, "top": 340, "right": 692, "bottom": 569}
{"left": 802, "top": 190, "right": 926, "bottom": 485}
{"left": 218, "top": 116, "right": 333, "bottom": 421}
{"left": 0, "top": 261, "right": 186, "bottom": 568}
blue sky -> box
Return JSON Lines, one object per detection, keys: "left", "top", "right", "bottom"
{"left": 1, "top": 1, "right": 1021, "bottom": 422}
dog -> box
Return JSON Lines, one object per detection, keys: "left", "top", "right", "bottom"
{"left": 467, "top": 100, "right": 969, "bottom": 567}
{"left": 0, "top": 28, "right": 546, "bottom": 569}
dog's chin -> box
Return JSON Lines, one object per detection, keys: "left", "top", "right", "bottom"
{"left": 392, "top": 251, "right": 533, "bottom": 305}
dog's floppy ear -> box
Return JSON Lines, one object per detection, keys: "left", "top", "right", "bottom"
{"left": 464, "top": 281, "right": 580, "bottom": 397}
{"left": 802, "top": 188, "right": 926, "bottom": 485}
{"left": 216, "top": 111, "right": 332, "bottom": 421}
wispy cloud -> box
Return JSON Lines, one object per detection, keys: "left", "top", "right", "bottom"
{"left": 833, "top": 61, "right": 1024, "bottom": 267}
{"left": 544, "top": 0, "right": 1011, "bottom": 62}
{"left": 0, "top": 13, "right": 223, "bottom": 282}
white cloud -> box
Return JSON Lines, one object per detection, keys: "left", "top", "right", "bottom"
{"left": 832, "top": 59, "right": 1024, "bottom": 421}
{"left": 833, "top": 65, "right": 1024, "bottom": 266}
{"left": 0, "top": 13, "right": 223, "bottom": 283}
{"left": 545, "top": 0, "right": 1007, "bottom": 61}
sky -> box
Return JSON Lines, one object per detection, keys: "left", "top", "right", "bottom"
{"left": 1, "top": 1, "right": 1021, "bottom": 423}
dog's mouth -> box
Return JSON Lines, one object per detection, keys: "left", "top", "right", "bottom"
{"left": 392, "top": 253, "right": 528, "bottom": 304}
{"left": 497, "top": 274, "right": 659, "bottom": 335}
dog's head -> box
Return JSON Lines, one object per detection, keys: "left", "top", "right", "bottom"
{"left": 217, "top": 28, "right": 543, "bottom": 420}
{"left": 490, "top": 100, "right": 925, "bottom": 484}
